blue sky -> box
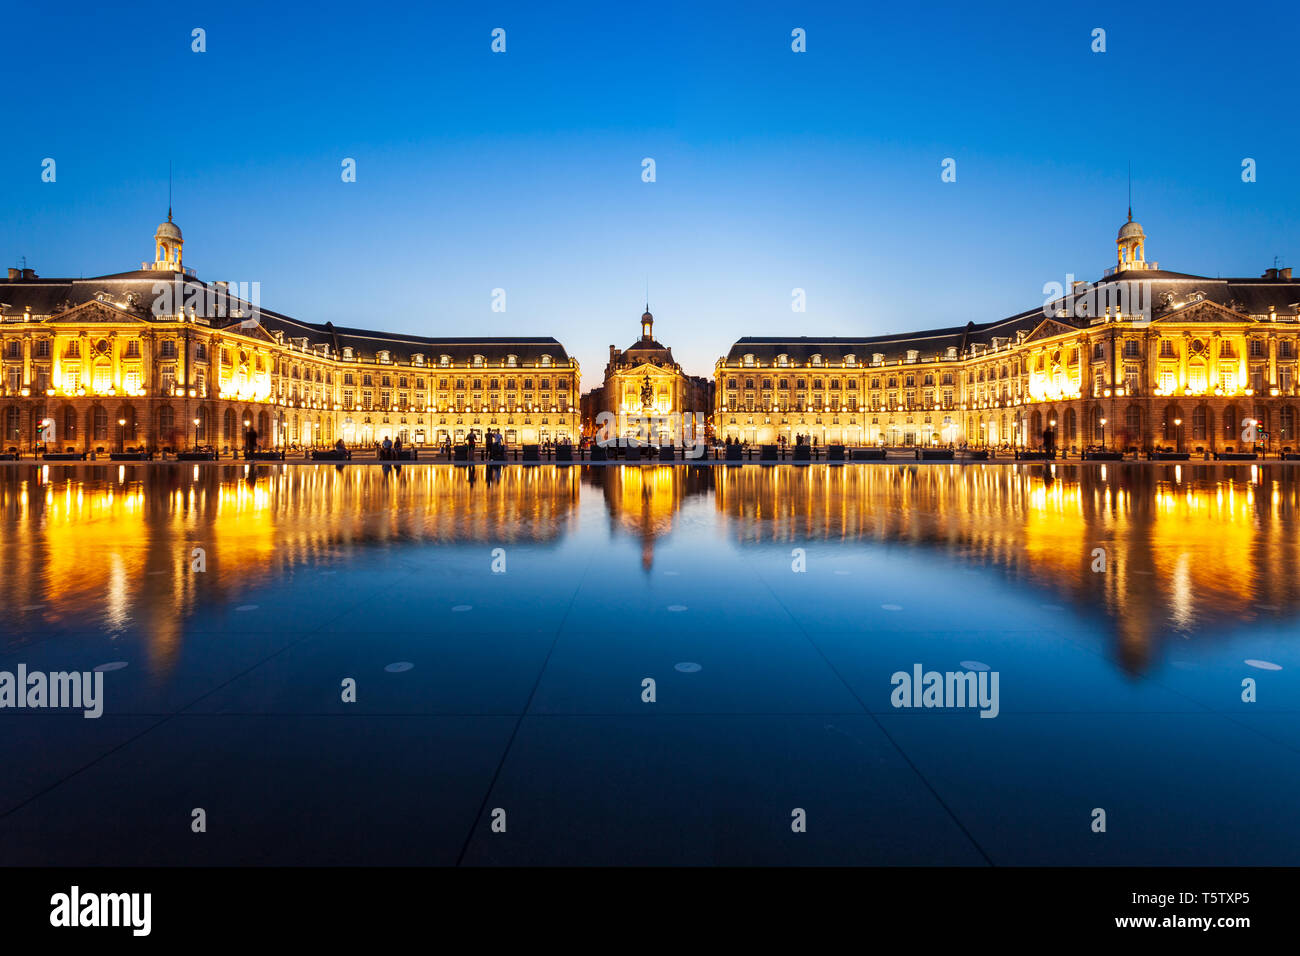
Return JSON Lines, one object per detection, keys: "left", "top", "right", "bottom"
{"left": 3, "top": 0, "right": 1297, "bottom": 387}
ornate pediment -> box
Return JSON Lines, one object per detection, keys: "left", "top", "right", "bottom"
{"left": 45, "top": 300, "right": 150, "bottom": 324}
{"left": 1153, "top": 299, "right": 1250, "bottom": 323}
{"left": 619, "top": 361, "right": 679, "bottom": 378}
{"left": 1021, "top": 318, "right": 1080, "bottom": 344}
{"left": 219, "top": 317, "right": 278, "bottom": 343}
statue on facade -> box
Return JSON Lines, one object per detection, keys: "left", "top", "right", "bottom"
{"left": 640, "top": 374, "right": 654, "bottom": 407}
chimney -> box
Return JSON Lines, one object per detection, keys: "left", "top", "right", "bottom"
{"left": 1282, "top": 267, "right": 1293, "bottom": 281}
{"left": 1263, "top": 268, "right": 1279, "bottom": 279}
{"left": 20, "top": 268, "right": 36, "bottom": 279}
{"left": 6, "top": 268, "right": 18, "bottom": 280}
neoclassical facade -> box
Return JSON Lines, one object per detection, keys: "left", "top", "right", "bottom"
{"left": 0, "top": 216, "right": 580, "bottom": 452}
{"left": 715, "top": 217, "right": 1300, "bottom": 453}
{"left": 580, "top": 309, "right": 712, "bottom": 441}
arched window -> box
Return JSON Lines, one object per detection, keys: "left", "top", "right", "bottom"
{"left": 1192, "top": 405, "right": 1207, "bottom": 439}
{"left": 63, "top": 405, "right": 77, "bottom": 441}
{"left": 1162, "top": 404, "right": 1182, "bottom": 441}
{"left": 440, "top": 354, "right": 451, "bottom": 366}
{"left": 1125, "top": 404, "right": 1141, "bottom": 441}
{"left": 1223, "top": 404, "right": 1239, "bottom": 439}
{"left": 3, "top": 406, "right": 20, "bottom": 445}
{"left": 116, "top": 406, "right": 137, "bottom": 442}
{"left": 92, "top": 405, "right": 107, "bottom": 441}
{"left": 540, "top": 354, "right": 552, "bottom": 366}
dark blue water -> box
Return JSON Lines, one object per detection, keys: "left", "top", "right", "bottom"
{"left": 0, "top": 462, "right": 1296, "bottom": 865}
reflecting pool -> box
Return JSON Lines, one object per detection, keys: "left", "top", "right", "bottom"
{"left": 1, "top": 462, "right": 1297, "bottom": 865}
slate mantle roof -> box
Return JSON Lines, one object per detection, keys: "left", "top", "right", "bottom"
{"left": 0, "top": 270, "right": 572, "bottom": 364}
{"left": 723, "top": 270, "right": 1300, "bottom": 364}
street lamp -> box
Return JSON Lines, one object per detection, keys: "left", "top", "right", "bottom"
{"left": 1174, "top": 417, "right": 1183, "bottom": 454}
{"left": 193, "top": 417, "right": 200, "bottom": 453}
{"left": 117, "top": 418, "right": 126, "bottom": 453}
{"left": 1100, "top": 417, "right": 1108, "bottom": 451}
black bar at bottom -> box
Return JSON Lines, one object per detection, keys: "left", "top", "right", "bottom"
{"left": 0, "top": 866, "right": 1285, "bottom": 942}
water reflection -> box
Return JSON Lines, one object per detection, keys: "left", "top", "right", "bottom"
{"left": 2, "top": 463, "right": 1297, "bottom": 676}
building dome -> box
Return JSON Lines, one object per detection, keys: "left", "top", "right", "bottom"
{"left": 155, "top": 217, "right": 182, "bottom": 242}
{"left": 1117, "top": 217, "right": 1144, "bottom": 241}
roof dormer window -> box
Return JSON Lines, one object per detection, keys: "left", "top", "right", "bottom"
{"left": 440, "top": 354, "right": 451, "bottom": 366}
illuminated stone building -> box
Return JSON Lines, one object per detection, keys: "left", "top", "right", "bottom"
{"left": 716, "top": 216, "right": 1300, "bottom": 453}
{"left": 0, "top": 216, "right": 579, "bottom": 452}
{"left": 580, "top": 308, "right": 712, "bottom": 442}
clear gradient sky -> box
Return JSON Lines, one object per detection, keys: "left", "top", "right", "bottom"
{"left": 3, "top": 0, "right": 1297, "bottom": 389}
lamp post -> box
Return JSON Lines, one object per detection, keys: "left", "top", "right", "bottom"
{"left": 1174, "top": 417, "right": 1183, "bottom": 454}
{"left": 117, "top": 417, "right": 126, "bottom": 453}
{"left": 1100, "top": 417, "right": 1108, "bottom": 451}
{"left": 192, "top": 417, "right": 200, "bottom": 453}
{"left": 243, "top": 418, "right": 251, "bottom": 456}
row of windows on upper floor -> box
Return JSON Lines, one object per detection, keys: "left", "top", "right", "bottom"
{"left": 727, "top": 336, "right": 1299, "bottom": 370}
{"left": 732, "top": 349, "right": 957, "bottom": 367}
{"left": 725, "top": 374, "right": 957, "bottom": 390}
{"left": 0, "top": 336, "right": 568, "bottom": 371}
{"left": 724, "top": 341, "right": 1297, "bottom": 388}
{"left": 336, "top": 347, "right": 562, "bottom": 368}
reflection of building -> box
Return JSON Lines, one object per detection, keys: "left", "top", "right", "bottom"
{"left": 0, "top": 464, "right": 581, "bottom": 667}
{"left": 585, "top": 463, "right": 712, "bottom": 571}
{"left": 581, "top": 308, "right": 712, "bottom": 441}
{"left": 712, "top": 462, "right": 1300, "bottom": 674}
{"left": 0, "top": 215, "right": 579, "bottom": 452}
{"left": 716, "top": 215, "right": 1300, "bottom": 452}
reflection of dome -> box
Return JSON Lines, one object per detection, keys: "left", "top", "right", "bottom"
{"left": 1118, "top": 218, "right": 1144, "bottom": 241}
